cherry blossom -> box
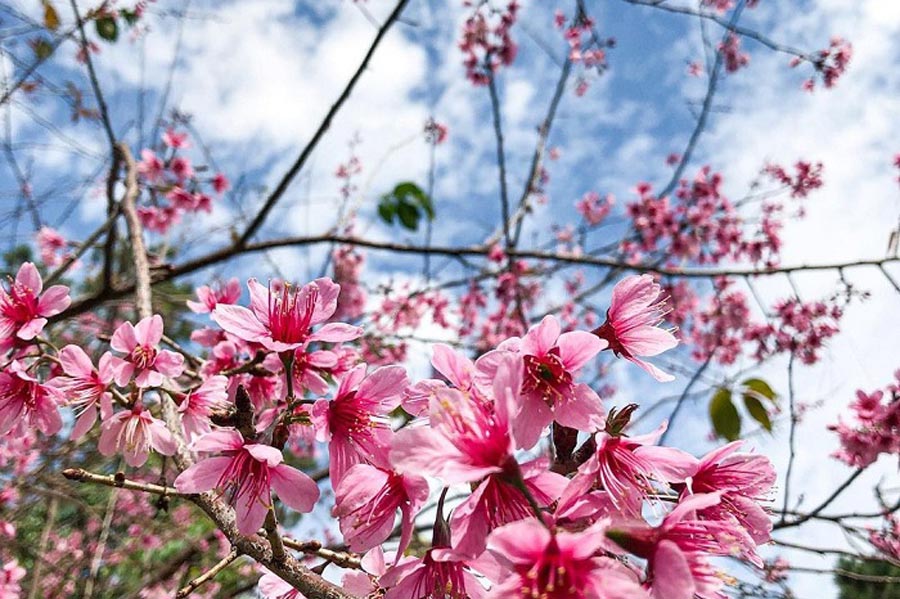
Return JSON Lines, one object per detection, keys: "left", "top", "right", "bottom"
{"left": 174, "top": 430, "right": 319, "bottom": 535}
{"left": 51, "top": 345, "right": 114, "bottom": 439}
{"left": 98, "top": 403, "right": 177, "bottom": 468}
{"left": 108, "top": 315, "right": 185, "bottom": 387}
{"left": 0, "top": 262, "right": 70, "bottom": 350}
{"left": 0, "top": 360, "right": 63, "bottom": 437}
{"left": 592, "top": 274, "right": 678, "bottom": 381}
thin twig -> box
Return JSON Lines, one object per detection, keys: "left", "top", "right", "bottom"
{"left": 62, "top": 468, "right": 181, "bottom": 495}
{"left": 175, "top": 548, "right": 240, "bottom": 599}
{"left": 237, "top": 0, "right": 409, "bottom": 245}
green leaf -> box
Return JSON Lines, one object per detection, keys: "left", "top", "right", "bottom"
{"left": 396, "top": 201, "right": 420, "bottom": 231}
{"left": 709, "top": 388, "right": 741, "bottom": 441}
{"left": 742, "top": 377, "right": 777, "bottom": 403}
{"left": 377, "top": 200, "right": 396, "bottom": 224}
{"left": 31, "top": 38, "right": 54, "bottom": 60}
{"left": 393, "top": 182, "right": 434, "bottom": 220}
{"left": 743, "top": 395, "right": 773, "bottom": 432}
{"left": 95, "top": 16, "right": 118, "bottom": 42}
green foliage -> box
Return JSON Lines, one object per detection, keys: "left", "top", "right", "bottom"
{"left": 708, "top": 377, "right": 779, "bottom": 440}
{"left": 377, "top": 181, "right": 435, "bottom": 231}
{"left": 835, "top": 557, "right": 900, "bottom": 599}
{"left": 94, "top": 16, "right": 118, "bottom": 42}
{"left": 709, "top": 387, "right": 741, "bottom": 441}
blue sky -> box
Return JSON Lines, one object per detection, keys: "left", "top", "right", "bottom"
{"left": 2, "top": 1, "right": 900, "bottom": 597}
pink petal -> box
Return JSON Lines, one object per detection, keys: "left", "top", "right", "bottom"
{"left": 486, "top": 518, "right": 550, "bottom": 566}
{"left": 512, "top": 392, "right": 553, "bottom": 450}
{"left": 245, "top": 443, "right": 284, "bottom": 467}
{"left": 148, "top": 420, "right": 177, "bottom": 456}
{"left": 521, "top": 315, "right": 561, "bottom": 357}
{"left": 651, "top": 540, "right": 694, "bottom": 599}
{"left": 431, "top": 343, "right": 474, "bottom": 388}
{"left": 110, "top": 322, "right": 137, "bottom": 353}
{"left": 135, "top": 314, "right": 164, "bottom": 346}
{"left": 310, "top": 277, "right": 340, "bottom": 323}
{"left": 553, "top": 383, "right": 604, "bottom": 432}
{"left": 309, "top": 322, "right": 362, "bottom": 343}
{"left": 59, "top": 345, "right": 94, "bottom": 377}
{"left": 16, "top": 318, "right": 47, "bottom": 340}
{"left": 212, "top": 304, "right": 269, "bottom": 342}
{"left": 234, "top": 483, "right": 270, "bottom": 535}
{"left": 626, "top": 355, "right": 675, "bottom": 382}
{"left": 191, "top": 429, "right": 244, "bottom": 453}
{"left": 635, "top": 446, "right": 698, "bottom": 483}
{"left": 154, "top": 350, "right": 185, "bottom": 377}
{"left": 71, "top": 406, "right": 97, "bottom": 440}
{"left": 357, "top": 365, "right": 408, "bottom": 408}
{"left": 557, "top": 330, "right": 605, "bottom": 371}
{"left": 16, "top": 262, "right": 42, "bottom": 294}
{"left": 620, "top": 326, "right": 678, "bottom": 357}
{"left": 174, "top": 456, "right": 232, "bottom": 494}
{"left": 37, "top": 285, "right": 70, "bottom": 316}
{"left": 271, "top": 464, "right": 320, "bottom": 513}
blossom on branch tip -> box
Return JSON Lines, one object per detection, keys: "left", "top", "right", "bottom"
{"left": 108, "top": 315, "right": 185, "bottom": 388}
{"left": 592, "top": 274, "right": 678, "bottom": 382}
{"left": 98, "top": 403, "right": 176, "bottom": 468}
{"left": 0, "top": 360, "right": 63, "bottom": 437}
{"left": 212, "top": 277, "right": 361, "bottom": 353}
{"left": 312, "top": 364, "right": 408, "bottom": 486}
{"left": 51, "top": 345, "right": 113, "bottom": 439}
{"left": 174, "top": 429, "right": 320, "bottom": 535}
{"left": 0, "top": 262, "right": 70, "bottom": 350}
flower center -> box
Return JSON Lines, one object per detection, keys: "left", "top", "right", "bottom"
{"left": 268, "top": 284, "right": 318, "bottom": 344}
{"left": 0, "top": 280, "right": 38, "bottom": 325}
{"left": 129, "top": 345, "right": 158, "bottom": 370}
{"left": 522, "top": 351, "right": 572, "bottom": 404}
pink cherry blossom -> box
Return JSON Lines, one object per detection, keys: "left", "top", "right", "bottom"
{"left": 212, "top": 277, "right": 361, "bottom": 353}
{"left": 379, "top": 547, "right": 487, "bottom": 599}
{"left": 162, "top": 127, "right": 190, "bottom": 149}
{"left": 312, "top": 364, "right": 408, "bottom": 485}
{"left": 0, "top": 262, "right": 71, "bottom": 350}
{"left": 51, "top": 345, "right": 114, "bottom": 439}
{"left": 486, "top": 518, "right": 648, "bottom": 599}
{"left": 187, "top": 278, "right": 242, "bottom": 314}
{"left": 676, "top": 440, "right": 775, "bottom": 545}
{"left": 137, "top": 149, "right": 164, "bottom": 182}
{"left": 449, "top": 457, "right": 566, "bottom": 557}
{"left": 98, "top": 403, "right": 177, "bottom": 468}
{"left": 175, "top": 430, "right": 319, "bottom": 535}
{"left": 608, "top": 492, "right": 756, "bottom": 599}
{"left": 478, "top": 315, "right": 606, "bottom": 448}
{"left": 178, "top": 375, "right": 229, "bottom": 440}
{"left": 257, "top": 571, "right": 302, "bottom": 599}
{"left": 391, "top": 355, "right": 521, "bottom": 486}
{"left": 565, "top": 423, "right": 694, "bottom": 517}
{"left": 0, "top": 360, "right": 63, "bottom": 436}
{"left": 592, "top": 274, "right": 678, "bottom": 382}
{"left": 333, "top": 463, "right": 429, "bottom": 555}
{"left": 212, "top": 173, "right": 230, "bottom": 194}
{"left": 108, "top": 315, "right": 185, "bottom": 387}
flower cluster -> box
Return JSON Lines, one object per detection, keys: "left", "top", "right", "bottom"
{"left": 459, "top": 0, "right": 520, "bottom": 85}
{"left": 719, "top": 34, "right": 749, "bottom": 73}
{"left": 794, "top": 37, "right": 853, "bottom": 91}
{"left": 829, "top": 370, "right": 900, "bottom": 468}
{"left": 136, "top": 127, "right": 230, "bottom": 233}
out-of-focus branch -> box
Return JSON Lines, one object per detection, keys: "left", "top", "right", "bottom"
{"left": 175, "top": 548, "right": 241, "bottom": 599}
{"left": 118, "top": 143, "right": 152, "bottom": 319}
{"left": 237, "top": 0, "right": 409, "bottom": 246}
{"left": 486, "top": 72, "right": 511, "bottom": 248}
{"left": 624, "top": 0, "right": 812, "bottom": 61}
{"left": 774, "top": 467, "right": 866, "bottom": 530}
{"left": 44, "top": 205, "right": 121, "bottom": 286}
